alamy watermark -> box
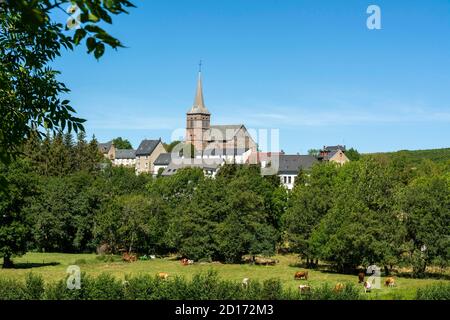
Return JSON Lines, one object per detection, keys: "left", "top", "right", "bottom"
{"left": 66, "top": 265, "right": 81, "bottom": 290}
{"left": 367, "top": 5, "right": 382, "bottom": 30}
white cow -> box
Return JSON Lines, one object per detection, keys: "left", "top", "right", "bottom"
{"left": 242, "top": 278, "right": 250, "bottom": 288}
{"left": 364, "top": 281, "right": 372, "bottom": 293}
{"left": 298, "top": 284, "right": 311, "bottom": 294}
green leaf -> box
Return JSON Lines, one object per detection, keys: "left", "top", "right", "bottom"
{"left": 94, "top": 43, "right": 105, "bottom": 59}
{"left": 86, "top": 37, "right": 97, "bottom": 53}
{"left": 73, "top": 28, "right": 87, "bottom": 45}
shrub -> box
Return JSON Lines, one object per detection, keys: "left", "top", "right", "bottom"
{"left": 84, "top": 273, "right": 124, "bottom": 300}
{"left": 0, "top": 278, "right": 27, "bottom": 300}
{"left": 262, "top": 279, "right": 283, "bottom": 300}
{"left": 416, "top": 283, "right": 450, "bottom": 300}
{"left": 25, "top": 273, "right": 44, "bottom": 300}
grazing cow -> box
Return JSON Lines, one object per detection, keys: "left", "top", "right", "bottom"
{"left": 363, "top": 281, "right": 372, "bottom": 293}
{"left": 158, "top": 272, "right": 169, "bottom": 280}
{"left": 294, "top": 271, "right": 308, "bottom": 280}
{"left": 188, "top": 259, "right": 194, "bottom": 265}
{"left": 385, "top": 277, "right": 396, "bottom": 287}
{"left": 181, "top": 258, "right": 189, "bottom": 266}
{"left": 358, "top": 272, "right": 365, "bottom": 283}
{"left": 334, "top": 283, "right": 345, "bottom": 293}
{"left": 298, "top": 285, "right": 311, "bottom": 294}
{"left": 242, "top": 278, "right": 250, "bottom": 288}
{"left": 122, "top": 252, "right": 137, "bottom": 263}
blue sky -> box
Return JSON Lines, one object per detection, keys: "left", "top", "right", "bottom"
{"left": 53, "top": 0, "right": 450, "bottom": 153}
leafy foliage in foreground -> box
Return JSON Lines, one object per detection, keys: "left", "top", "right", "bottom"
{"left": 0, "top": 271, "right": 364, "bottom": 300}
{"left": 416, "top": 282, "right": 450, "bottom": 300}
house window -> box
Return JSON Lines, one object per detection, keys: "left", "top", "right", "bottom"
{"left": 283, "top": 176, "right": 287, "bottom": 184}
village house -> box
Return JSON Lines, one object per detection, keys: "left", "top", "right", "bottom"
{"left": 275, "top": 154, "right": 319, "bottom": 190}
{"left": 318, "top": 145, "right": 350, "bottom": 165}
{"left": 98, "top": 141, "right": 115, "bottom": 160}
{"left": 153, "top": 152, "right": 172, "bottom": 176}
{"left": 161, "top": 158, "right": 221, "bottom": 178}
{"left": 135, "top": 139, "right": 167, "bottom": 174}
{"left": 113, "top": 149, "right": 136, "bottom": 167}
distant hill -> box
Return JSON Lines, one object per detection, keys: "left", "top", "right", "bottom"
{"left": 363, "top": 148, "right": 450, "bottom": 165}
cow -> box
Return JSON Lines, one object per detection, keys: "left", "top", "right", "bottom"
{"left": 181, "top": 258, "right": 189, "bottom": 266}
{"left": 122, "top": 252, "right": 137, "bottom": 263}
{"left": 188, "top": 259, "right": 194, "bottom": 265}
{"left": 294, "top": 271, "right": 308, "bottom": 280}
{"left": 385, "top": 277, "right": 396, "bottom": 287}
{"left": 158, "top": 272, "right": 169, "bottom": 280}
{"left": 298, "top": 285, "right": 311, "bottom": 294}
{"left": 242, "top": 278, "right": 250, "bottom": 288}
{"left": 358, "top": 272, "right": 365, "bottom": 283}
{"left": 334, "top": 283, "right": 345, "bottom": 293}
{"left": 363, "top": 281, "right": 372, "bottom": 293}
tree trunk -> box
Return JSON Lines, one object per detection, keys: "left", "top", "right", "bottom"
{"left": 2, "top": 255, "right": 13, "bottom": 269}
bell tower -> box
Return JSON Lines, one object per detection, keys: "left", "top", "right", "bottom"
{"left": 186, "top": 65, "right": 210, "bottom": 152}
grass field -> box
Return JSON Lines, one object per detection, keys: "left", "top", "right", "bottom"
{"left": 1, "top": 253, "right": 449, "bottom": 300}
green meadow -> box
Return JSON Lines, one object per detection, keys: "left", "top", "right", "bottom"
{"left": 1, "top": 253, "right": 448, "bottom": 300}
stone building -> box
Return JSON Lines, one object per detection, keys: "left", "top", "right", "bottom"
{"left": 185, "top": 72, "right": 257, "bottom": 156}
{"left": 318, "top": 145, "right": 350, "bottom": 165}
{"left": 135, "top": 139, "right": 167, "bottom": 174}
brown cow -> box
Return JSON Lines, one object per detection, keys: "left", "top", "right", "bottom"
{"left": 334, "top": 283, "right": 345, "bottom": 293}
{"left": 181, "top": 258, "right": 189, "bottom": 266}
{"left": 294, "top": 271, "right": 308, "bottom": 280}
{"left": 122, "top": 252, "right": 137, "bottom": 262}
{"left": 158, "top": 272, "right": 169, "bottom": 280}
{"left": 385, "top": 277, "right": 395, "bottom": 287}
{"left": 358, "top": 272, "right": 365, "bottom": 283}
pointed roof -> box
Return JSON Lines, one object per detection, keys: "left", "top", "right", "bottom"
{"left": 187, "top": 72, "right": 210, "bottom": 115}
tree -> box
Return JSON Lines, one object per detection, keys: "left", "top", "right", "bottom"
{"left": 112, "top": 137, "right": 132, "bottom": 149}
{"left": 168, "top": 167, "right": 278, "bottom": 263}
{"left": 309, "top": 158, "right": 404, "bottom": 273}
{"left": 308, "top": 149, "right": 320, "bottom": 157}
{"left": 282, "top": 163, "right": 338, "bottom": 266}
{"left": 0, "top": 159, "right": 37, "bottom": 267}
{"left": 26, "top": 172, "right": 99, "bottom": 252}
{"left": 346, "top": 148, "right": 360, "bottom": 161}
{"left": 396, "top": 175, "right": 450, "bottom": 277}
{"left": 0, "top": 0, "right": 134, "bottom": 164}
{"left": 164, "top": 140, "right": 181, "bottom": 153}
{"left": 94, "top": 194, "right": 168, "bottom": 254}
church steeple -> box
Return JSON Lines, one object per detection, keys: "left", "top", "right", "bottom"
{"left": 188, "top": 64, "right": 210, "bottom": 115}
{"left": 186, "top": 64, "right": 211, "bottom": 151}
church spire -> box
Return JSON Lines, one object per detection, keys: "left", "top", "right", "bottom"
{"left": 188, "top": 62, "right": 210, "bottom": 115}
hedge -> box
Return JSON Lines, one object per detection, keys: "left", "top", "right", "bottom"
{"left": 0, "top": 271, "right": 365, "bottom": 300}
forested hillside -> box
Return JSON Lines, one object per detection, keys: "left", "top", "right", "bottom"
{"left": 365, "top": 148, "right": 450, "bottom": 165}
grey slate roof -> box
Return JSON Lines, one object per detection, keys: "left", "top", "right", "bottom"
{"left": 98, "top": 141, "right": 112, "bottom": 153}
{"left": 135, "top": 139, "right": 161, "bottom": 156}
{"left": 154, "top": 153, "right": 172, "bottom": 165}
{"left": 207, "top": 125, "right": 244, "bottom": 141}
{"left": 115, "top": 149, "right": 136, "bottom": 159}
{"left": 323, "top": 145, "right": 346, "bottom": 152}
{"left": 277, "top": 155, "right": 318, "bottom": 174}
{"left": 162, "top": 159, "right": 221, "bottom": 176}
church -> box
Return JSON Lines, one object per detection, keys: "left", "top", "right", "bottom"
{"left": 185, "top": 70, "right": 257, "bottom": 157}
